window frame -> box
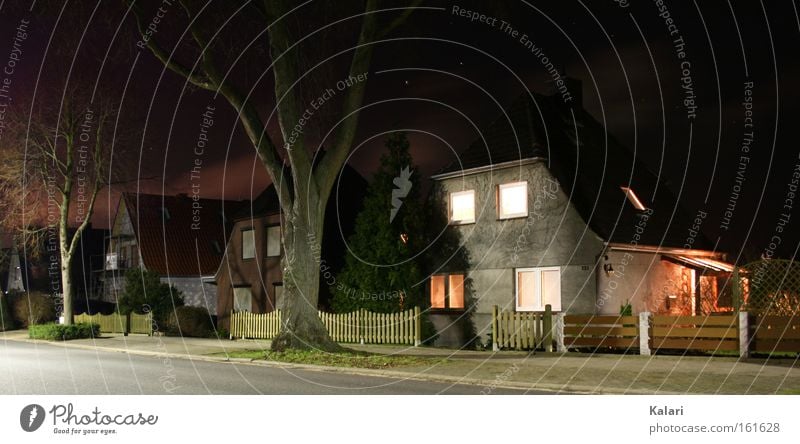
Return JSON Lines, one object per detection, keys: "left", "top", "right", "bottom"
{"left": 448, "top": 189, "right": 476, "bottom": 225}
{"left": 233, "top": 286, "right": 253, "bottom": 313}
{"left": 515, "top": 266, "right": 561, "bottom": 312}
{"left": 241, "top": 227, "right": 256, "bottom": 260}
{"left": 497, "top": 181, "right": 529, "bottom": 220}
{"left": 265, "top": 224, "right": 282, "bottom": 257}
{"left": 430, "top": 272, "right": 467, "bottom": 311}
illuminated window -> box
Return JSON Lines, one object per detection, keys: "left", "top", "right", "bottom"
{"left": 449, "top": 190, "right": 475, "bottom": 224}
{"left": 265, "top": 225, "right": 281, "bottom": 257}
{"left": 233, "top": 287, "right": 252, "bottom": 312}
{"left": 620, "top": 186, "right": 647, "bottom": 211}
{"left": 516, "top": 267, "right": 561, "bottom": 311}
{"left": 242, "top": 228, "right": 255, "bottom": 259}
{"left": 498, "top": 181, "right": 528, "bottom": 219}
{"left": 430, "top": 273, "right": 466, "bottom": 309}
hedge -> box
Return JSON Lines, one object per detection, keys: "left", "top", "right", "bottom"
{"left": 28, "top": 323, "right": 100, "bottom": 341}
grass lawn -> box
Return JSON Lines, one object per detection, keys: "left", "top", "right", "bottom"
{"left": 218, "top": 348, "right": 445, "bottom": 369}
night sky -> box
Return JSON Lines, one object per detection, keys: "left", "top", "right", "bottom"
{"left": 0, "top": 1, "right": 798, "bottom": 261}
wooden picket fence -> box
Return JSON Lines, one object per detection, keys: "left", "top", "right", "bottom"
{"left": 74, "top": 312, "right": 152, "bottom": 335}
{"left": 75, "top": 312, "right": 125, "bottom": 334}
{"left": 128, "top": 312, "right": 154, "bottom": 334}
{"left": 650, "top": 314, "right": 739, "bottom": 352}
{"left": 230, "top": 310, "right": 282, "bottom": 339}
{"left": 563, "top": 314, "right": 639, "bottom": 350}
{"left": 230, "top": 307, "right": 421, "bottom": 346}
{"left": 492, "top": 305, "right": 552, "bottom": 351}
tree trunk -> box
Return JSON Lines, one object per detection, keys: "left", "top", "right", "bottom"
{"left": 60, "top": 260, "right": 73, "bottom": 325}
{"left": 271, "top": 198, "right": 341, "bottom": 352}
{"left": 60, "top": 226, "right": 74, "bottom": 325}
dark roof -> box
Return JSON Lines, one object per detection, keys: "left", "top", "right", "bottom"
{"left": 123, "top": 193, "right": 241, "bottom": 276}
{"left": 232, "top": 185, "right": 281, "bottom": 221}
{"left": 437, "top": 90, "right": 712, "bottom": 249}
{"left": 233, "top": 163, "right": 367, "bottom": 221}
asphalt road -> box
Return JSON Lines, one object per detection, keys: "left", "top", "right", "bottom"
{"left": 0, "top": 341, "right": 533, "bottom": 395}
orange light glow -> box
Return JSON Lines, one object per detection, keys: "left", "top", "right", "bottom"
{"left": 620, "top": 186, "right": 647, "bottom": 211}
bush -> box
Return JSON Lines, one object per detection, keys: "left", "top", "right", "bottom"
{"left": 118, "top": 269, "right": 184, "bottom": 323}
{"left": 29, "top": 322, "right": 100, "bottom": 341}
{"left": 7, "top": 291, "right": 57, "bottom": 328}
{"left": 166, "top": 306, "right": 214, "bottom": 337}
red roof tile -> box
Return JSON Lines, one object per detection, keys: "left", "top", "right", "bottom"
{"left": 123, "top": 193, "right": 240, "bottom": 277}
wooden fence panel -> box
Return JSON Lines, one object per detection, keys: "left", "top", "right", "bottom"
{"left": 751, "top": 315, "right": 800, "bottom": 353}
{"left": 75, "top": 313, "right": 126, "bottom": 334}
{"left": 129, "top": 312, "right": 153, "bottom": 335}
{"left": 492, "top": 309, "right": 546, "bottom": 351}
{"left": 650, "top": 314, "right": 738, "bottom": 352}
{"left": 230, "top": 308, "right": 419, "bottom": 345}
{"left": 563, "top": 314, "right": 639, "bottom": 350}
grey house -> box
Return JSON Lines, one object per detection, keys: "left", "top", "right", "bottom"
{"left": 429, "top": 85, "right": 733, "bottom": 346}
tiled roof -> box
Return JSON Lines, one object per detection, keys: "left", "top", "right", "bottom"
{"left": 123, "top": 193, "right": 241, "bottom": 276}
{"left": 437, "top": 90, "right": 712, "bottom": 250}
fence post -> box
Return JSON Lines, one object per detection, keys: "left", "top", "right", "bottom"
{"left": 738, "top": 311, "right": 750, "bottom": 359}
{"left": 554, "top": 312, "right": 566, "bottom": 352}
{"left": 414, "top": 306, "right": 421, "bottom": 347}
{"left": 732, "top": 266, "right": 741, "bottom": 311}
{"left": 639, "top": 312, "right": 651, "bottom": 356}
{"left": 543, "top": 304, "right": 553, "bottom": 352}
{"left": 492, "top": 305, "right": 499, "bottom": 351}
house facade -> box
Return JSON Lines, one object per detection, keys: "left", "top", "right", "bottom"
{"left": 100, "top": 193, "right": 238, "bottom": 314}
{"left": 428, "top": 85, "right": 733, "bottom": 346}
{"left": 214, "top": 167, "right": 366, "bottom": 329}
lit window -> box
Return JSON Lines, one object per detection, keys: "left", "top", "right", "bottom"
{"left": 266, "top": 225, "right": 281, "bottom": 257}
{"left": 399, "top": 233, "right": 409, "bottom": 244}
{"left": 430, "top": 273, "right": 466, "bottom": 309}
{"left": 431, "top": 276, "right": 446, "bottom": 308}
{"left": 498, "top": 181, "right": 528, "bottom": 219}
{"left": 449, "top": 190, "right": 475, "bottom": 224}
{"left": 233, "top": 287, "right": 252, "bottom": 312}
{"left": 516, "top": 267, "right": 561, "bottom": 312}
{"left": 242, "top": 228, "right": 255, "bottom": 259}
{"left": 620, "top": 186, "right": 647, "bottom": 211}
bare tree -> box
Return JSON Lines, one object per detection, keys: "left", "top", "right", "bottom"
{"left": 129, "top": 0, "right": 420, "bottom": 350}
{"left": 0, "top": 95, "right": 118, "bottom": 325}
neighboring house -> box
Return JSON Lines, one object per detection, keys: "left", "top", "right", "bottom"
{"left": 429, "top": 81, "right": 733, "bottom": 346}
{"left": 214, "top": 166, "right": 366, "bottom": 329}
{"left": 2, "top": 227, "right": 107, "bottom": 304}
{"left": 100, "top": 193, "right": 239, "bottom": 314}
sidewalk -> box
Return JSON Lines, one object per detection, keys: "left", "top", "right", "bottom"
{"left": 2, "top": 329, "right": 798, "bottom": 394}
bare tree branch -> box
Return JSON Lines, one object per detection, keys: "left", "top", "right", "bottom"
{"left": 126, "top": 0, "right": 216, "bottom": 91}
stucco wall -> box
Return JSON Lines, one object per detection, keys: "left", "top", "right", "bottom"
{"left": 163, "top": 277, "right": 218, "bottom": 314}
{"left": 596, "top": 250, "right": 694, "bottom": 315}
{"left": 434, "top": 161, "right": 604, "bottom": 345}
